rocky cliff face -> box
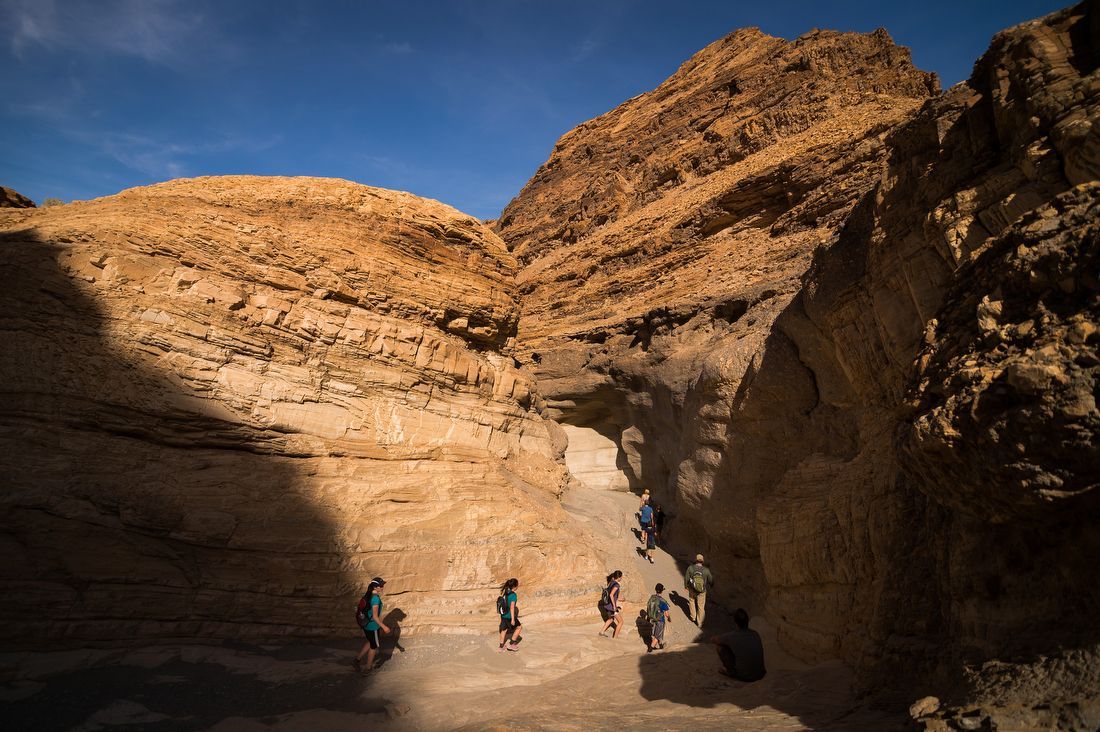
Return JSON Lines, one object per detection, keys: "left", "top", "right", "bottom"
{"left": 0, "top": 176, "right": 606, "bottom": 647}
{"left": 500, "top": 0, "right": 1099, "bottom": 720}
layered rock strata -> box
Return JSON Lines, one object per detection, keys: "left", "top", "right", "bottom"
{"left": 500, "top": 0, "right": 1099, "bottom": 717}
{"left": 0, "top": 176, "right": 606, "bottom": 647}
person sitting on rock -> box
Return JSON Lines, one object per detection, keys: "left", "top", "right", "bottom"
{"left": 646, "top": 583, "right": 671, "bottom": 652}
{"left": 710, "top": 608, "right": 766, "bottom": 682}
{"left": 599, "top": 570, "right": 624, "bottom": 638}
{"left": 497, "top": 578, "right": 523, "bottom": 652}
{"left": 354, "top": 577, "right": 391, "bottom": 674}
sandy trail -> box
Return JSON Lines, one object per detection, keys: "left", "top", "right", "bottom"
{"left": 1, "top": 487, "right": 902, "bottom": 730}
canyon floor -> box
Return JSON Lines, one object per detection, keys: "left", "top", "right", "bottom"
{"left": 2, "top": 487, "right": 905, "bottom": 731}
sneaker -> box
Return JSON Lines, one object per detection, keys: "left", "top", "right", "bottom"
{"left": 506, "top": 643, "right": 520, "bottom": 652}
{"left": 497, "top": 644, "right": 506, "bottom": 653}
{"left": 648, "top": 557, "right": 655, "bottom": 564}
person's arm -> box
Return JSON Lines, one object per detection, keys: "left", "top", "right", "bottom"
{"left": 610, "top": 584, "right": 620, "bottom": 609}
{"left": 372, "top": 601, "right": 390, "bottom": 634}
{"left": 509, "top": 598, "right": 517, "bottom": 625}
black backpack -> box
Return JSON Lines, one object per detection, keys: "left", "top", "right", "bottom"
{"left": 496, "top": 594, "right": 508, "bottom": 616}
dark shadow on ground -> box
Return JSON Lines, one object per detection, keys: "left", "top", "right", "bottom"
{"left": 377, "top": 609, "right": 407, "bottom": 667}
{"left": 0, "top": 641, "right": 390, "bottom": 731}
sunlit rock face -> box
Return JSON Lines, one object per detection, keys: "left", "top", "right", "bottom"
{"left": 500, "top": 0, "right": 1099, "bottom": 717}
{"left": 0, "top": 176, "right": 606, "bottom": 648}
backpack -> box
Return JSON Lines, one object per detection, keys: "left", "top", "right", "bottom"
{"left": 600, "top": 585, "right": 611, "bottom": 607}
{"left": 646, "top": 594, "right": 664, "bottom": 622}
{"left": 689, "top": 568, "right": 706, "bottom": 594}
{"left": 355, "top": 593, "right": 370, "bottom": 626}
{"left": 496, "top": 594, "right": 508, "bottom": 616}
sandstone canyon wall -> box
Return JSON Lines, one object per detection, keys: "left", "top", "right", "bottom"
{"left": 0, "top": 177, "right": 608, "bottom": 648}
{"left": 499, "top": 0, "right": 1099, "bottom": 718}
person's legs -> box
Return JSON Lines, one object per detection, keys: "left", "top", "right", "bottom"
{"left": 508, "top": 623, "right": 523, "bottom": 649}
{"left": 697, "top": 591, "right": 707, "bottom": 627}
{"left": 717, "top": 644, "right": 736, "bottom": 673}
{"left": 688, "top": 590, "right": 698, "bottom": 624}
{"left": 612, "top": 612, "right": 622, "bottom": 638}
{"left": 650, "top": 621, "right": 664, "bottom": 650}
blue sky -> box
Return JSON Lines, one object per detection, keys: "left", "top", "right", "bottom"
{"left": 1, "top": 0, "right": 1069, "bottom": 218}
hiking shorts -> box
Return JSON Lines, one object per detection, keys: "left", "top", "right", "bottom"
{"left": 652, "top": 620, "right": 666, "bottom": 642}
{"left": 362, "top": 627, "right": 380, "bottom": 649}
{"left": 604, "top": 603, "right": 618, "bottom": 616}
{"left": 499, "top": 615, "right": 519, "bottom": 633}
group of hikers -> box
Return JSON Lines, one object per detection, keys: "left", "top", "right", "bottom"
{"left": 354, "top": 490, "right": 766, "bottom": 683}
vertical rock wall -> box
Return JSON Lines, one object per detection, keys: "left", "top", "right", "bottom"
{"left": 0, "top": 176, "right": 607, "bottom": 648}
{"left": 500, "top": 0, "right": 1100, "bottom": 715}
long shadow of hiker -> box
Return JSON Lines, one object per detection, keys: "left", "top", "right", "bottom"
{"left": 377, "top": 609, "right": 407, "bottom": 667}
{"left": 667, "top": 590, "right": 692, "bottom": 622}
{"left": 634, "top": 611, "right": 651, "bottom": 650}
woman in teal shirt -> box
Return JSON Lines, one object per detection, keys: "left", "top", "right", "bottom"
{"left": 354, "top": 577, "right": 391, "bottom": 673}
{"left": 497, "top": 578, "right": 523, "bottom": 652}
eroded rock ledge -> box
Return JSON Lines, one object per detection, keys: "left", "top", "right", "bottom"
{"left": 0, "top": 176, "right": 605, "bottom": 647}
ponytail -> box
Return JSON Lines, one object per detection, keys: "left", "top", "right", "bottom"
{"left": 605, "top": 569, "right": 622, "bottom": 585}
{"left": 499, "top": 578, "right": 518, "bottom": 596}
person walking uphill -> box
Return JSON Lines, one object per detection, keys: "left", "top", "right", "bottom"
{"left": 684, "top": 554, "right": 715, "bottom": 627}
{"left": 497, "top": 578, "right": 523, "bottom": 652}
{"left": 600, "top": 570, "right": 624, "bottom": 638}
{"left": 710, "top": 608, "right": 766, "bottom": 682}
{"left": 639, "top": 499, "right": 654, "bottom": 547}
{"left": 646, "top": 583, "right": 671, "bottom": 652}
{"left": 354, "top": 577, "right": 391, "bottom": 674}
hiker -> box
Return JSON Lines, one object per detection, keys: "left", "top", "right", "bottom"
{"left": 644, "top": 523, "right": 656, "bottom": 564}
{"left": 497, "top": 578, "right": 523, "bottom": 652}
{"left": 646, "top": 583, "right": 671, "bottom": 652}
{"left": 653, "top": 503, "right": 665, "bottom": 545}
{"left": 684, "top": 554, "right": 715, "bottom": 627}
{"left": 639, "top": 498, "right": 654, "bottom": 546}
{"left": 639, "top": 489, "right": 650, "bottom": 511}
{"left": 354, "top": 577, "right": 391, "bottom": 674}
{"left": 710, "top": 608, "right": 766, "bottom": 681}
{"left": 599, "top": 570, "right": 624, "bottom": 638}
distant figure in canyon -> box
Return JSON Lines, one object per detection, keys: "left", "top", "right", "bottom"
{"left": 639, "top": 498, "right": 655, "bottom": 547}
{"left": 639, "top": 489, "right": 650, "bottom": 512}
{"left": 354, "top": 577, "right": 391, "bottom": 674}
{"left": 599, "top": 570, "right": 624, "bottom": 638}
{"left": 653, "top": 503, "right": 666, "bottom": 545}
{"left": 497, "top": 578, "right": 523, "bottom": 652}
{"left": 646, "top": 583, "right": 671, "bottom": 652}
{"left": 710, "top": 609, "right": 766, "bottom": 682}
{"left": 644, "top": 524, "right": 657, "bottom": 563}
{"left": 684, "top": 555, "right": 715, "bottom": 627}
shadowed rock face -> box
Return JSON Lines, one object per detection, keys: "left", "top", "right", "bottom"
{"left": 0, "top": 176, "right": 606, "bottom": 648}
{"left": 500, "top": 0, "right": 1099, "bottom": 719}
{"left": 1, "top": 186, "right": 35, "bottom": 208}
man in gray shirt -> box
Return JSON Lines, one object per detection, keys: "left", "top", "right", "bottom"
{"left": 710, "top": 608, "right": 766, "bottom": 681}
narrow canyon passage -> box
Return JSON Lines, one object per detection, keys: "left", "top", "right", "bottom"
{"left": 2, "top": 468, "right": 903, "bottom": 731}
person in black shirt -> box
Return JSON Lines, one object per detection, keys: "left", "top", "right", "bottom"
{"left": 710, "top": 608, "right": 766, "bottom": 681}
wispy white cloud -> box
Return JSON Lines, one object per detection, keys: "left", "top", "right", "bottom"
{"left": 62, "top": 131, "right": 283, "bottom": 180}
{"left": 2, "top": 0, "right": 209, "bottom": 68}
{"left": 572, "top": 36, "right": 600, "bottom": 63}
{"left": 381, "top": 41, "right": 413, "bottom": 55}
